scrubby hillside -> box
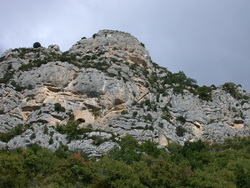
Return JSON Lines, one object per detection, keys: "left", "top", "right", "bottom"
{"left": 0, "top": 30, "right": 250, "bottom": 156}
{"left": 1, "top": 136, "right": 250, "bottom": 187}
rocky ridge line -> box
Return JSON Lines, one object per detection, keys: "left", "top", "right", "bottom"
{"left": 0, "top": 30, "right": 250, "bottom": 157}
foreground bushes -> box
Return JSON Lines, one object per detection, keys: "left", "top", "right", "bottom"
{"left": 0, "top": 136, "right": 250, "bottom": 187}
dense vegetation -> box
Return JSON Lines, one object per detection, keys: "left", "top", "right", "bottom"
{"left": 0, "top": 135, "right": 250, "bottom": 188}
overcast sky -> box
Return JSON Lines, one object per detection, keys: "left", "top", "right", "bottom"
{"left": 1, "top": 0, "right": 250, "bottom": 91}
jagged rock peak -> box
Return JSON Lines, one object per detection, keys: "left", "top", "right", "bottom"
{"left": 69, "top": 29, "right": 153, "bottom": 69}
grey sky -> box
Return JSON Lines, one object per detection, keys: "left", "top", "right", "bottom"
{"left": 1, "top": 0, "right": 250, "bottom": 91}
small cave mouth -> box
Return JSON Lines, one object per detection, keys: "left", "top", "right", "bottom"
{"left": 77, "top": 118, "right": 86, "bottom": 123}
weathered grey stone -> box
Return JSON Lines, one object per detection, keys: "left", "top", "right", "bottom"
{"left": 69, "top": 30, "right": 153, "bottom": 69}
{"left": 0, "top": 114, "right": 23, "bottom": 132}
{"left": 202, "top": 123, "right": 238, "bottom": 142}
{"left": 97, "top": 141, "right": 117, "bottom": 152}
{"left": 48, "top": 44, "right": 61, "bottom": 53}
{"left": 0, "top": 141, "right": 6, "bottom": 149}
{"left": 87, "top": 131, "right": 113, "bottom": 139}
{"left": 17, "top": 61, "right": 78, "bottom": 88}
{"left": 67, "top": 139, "right": 116, "bottom": 157}
{"left": 6, "top": 125, "right": 67, "bottom": 150}
{"left": 0, "top": 29, "right": 250, "bottom": 157}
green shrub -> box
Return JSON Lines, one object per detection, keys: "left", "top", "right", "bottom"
{"left": 108, "top": 135, "right": 141, "bottom": 165}
{"left": 140, "top": 140, "right": 161, "bottom": 157}
{"left": 197, "top": 85, "right": 213, "bottom": 101}
{"left": 54, "top": 103, "right": 66, "bottom": 112}
{"left": 121, "top": 110, "right": 128, "bottom": 115}
{"left": 93, "top": 61, "right": 110, "bottom": 72}
{"left": 18, "top": 62, "right": 34, "bottom": 71}
{"left": 0, "top": 56, "right": 5, "bottom": 62}
{"left": 90, "top": 135, "right": 105, "bottom": 146}
{"left": 43, "top": 126, "right": 49, "bottom": 135}
{"left": 222, "top": 82, "right": 244, "bottom": 100}
{"left": 132, "top": 111, "right": 138, "bottom": 117}
{"left": 10, "top": 81, "right": 24, "bottom": 91}
{"left": 182, "top": 139, "right": 208, "bottom": 154}
{"left": 131, "top": 100, "right": 137, "bottom": 106}
{"left": 27, "top": 84, "right": 33, "bottom": 90}
{"left": 130, "top": 63, "right": 138, "bottom": 70}
{"left": 32, "top": 59, "right": 45, "bottom": 67}
{"left": 162, "top": 112, "right": 172, "bottom": 122}
{"left": 176, "top": 116, "right": 186, "bottom": 124}
{"left": 33, "top": 42, "right": 41, "bottom": 48}
{"left": 157, "top": 87, "right": 168, "bottom": 96}
{"left": 68, "top": 112, "right": 75, "bottom": 120}
{"left": 18, "top": 59, "right": 47, "bottom": 71}
{"left": 173, "top": 86, "right": 185, "bottom": 94}
{"left": 55, "top": 120, "right": 93, "bottom": 141}
{"left": 159, "top": 122, "right": 164, "bottom": 128}
{"left": 91, "top": 109, "right": 101, "bottom": 117}
{"left": 166, "top": 71, "right": 197, "bottom": 86}
{"left": 145, "top": 124, "right": 154, "bottom": 131}
{"left": 144, "top": 113, "right": 153, "bottom": 122}
{"left": 0, "top": 71, "right": 14, "bottom": 84}
{"left": 30, "top": 133, "right": 36, "bottom": 140}
{"left": 107, "top": 72, "right": 117, "bottom": 77}
{"left": 49, "top": 137, "right": 54, "bottom": 145}
{"left": 7, "top": 64, "right": 12, "bottom": 70}
{"left": 140, "top": 42, "right": 145, "bottom": 48}
{"left": 176, "top": 126, "right": 186, "bottom": 137}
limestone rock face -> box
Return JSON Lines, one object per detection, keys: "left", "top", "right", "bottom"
{"left": 0, "top": 29, "right": 250, "bottom": 157}
{"left": 48, "top": 44, "right": 61, "bottom": 53}
{"left": 17, "top": 61, "right": 78, "bottom": 88}
{"left": 69, "top": 30, "right": 152, "bottom": 69}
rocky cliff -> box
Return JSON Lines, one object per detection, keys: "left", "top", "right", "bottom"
{"left": 0, "top": 30, "right": 250, "bottom": 157}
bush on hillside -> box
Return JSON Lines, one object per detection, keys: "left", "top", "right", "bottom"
{"left": 33, "top": 42, "right": 41, "bottom": 48}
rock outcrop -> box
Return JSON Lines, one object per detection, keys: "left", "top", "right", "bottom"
{"left": 0, "top": 29, "right": 249, "bottom": 156}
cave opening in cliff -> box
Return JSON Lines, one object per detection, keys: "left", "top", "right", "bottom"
{"left": 77, "top": 118, "right": 85, "bottom": 123}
